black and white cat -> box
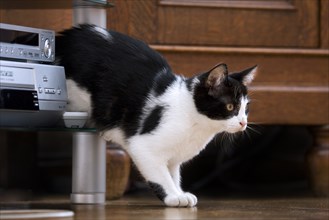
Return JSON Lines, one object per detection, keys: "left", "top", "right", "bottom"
{"left": 56, "top": 24, "right": 257, "bottom": 207}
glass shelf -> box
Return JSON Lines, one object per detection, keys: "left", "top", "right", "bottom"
{"left": 0, "top": 126, "right": 97, "bottom": 133}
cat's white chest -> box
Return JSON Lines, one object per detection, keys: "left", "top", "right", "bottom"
{"left": 164, "top": 84, "right": 219, "bottom": 163}
{"left": 169, "top": 122, "right": 216, "bottom": 164}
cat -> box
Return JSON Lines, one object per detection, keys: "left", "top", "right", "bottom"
{"left": 55, "top": 24, "right": 257, "bottom": 207}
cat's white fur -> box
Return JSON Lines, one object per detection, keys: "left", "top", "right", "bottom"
{"left": 93, "top": 26, "right": 113, "bottom": 41}
{"left": 66, "top": 74, "right": 249, "bottom": 207}
{"left": 66, "top": 79, "right": 94, "bottom": 127}
{"left": 66, "top": 79, "right": 92, "bottom": 114}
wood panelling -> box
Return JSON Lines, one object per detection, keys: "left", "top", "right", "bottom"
{"left": 157, "top": 0, "right": 318, "bottom": 47}
{"left": 249, "top": 88, "right": 329, "bottom": 125}
{"left": 107, "top": 0, "right": 157, "bottom": 43}
{"left": 106, "top": 0, "right": 131, "bottom": 34}
{"left": 152, "top": 45, "right": 329, "bottom": 87}
{"left": 0, "top": 0, "right": 72, "bottom": 32}
{"left": 159, "top": 0, "right": 296, "bottom": 10}
{"left": 321, "top": 0, "right": 329, "bottom": 48}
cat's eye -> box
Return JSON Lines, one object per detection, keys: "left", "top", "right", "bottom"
{"left": 226, "top": 103, "right": 234, "bottom": 111}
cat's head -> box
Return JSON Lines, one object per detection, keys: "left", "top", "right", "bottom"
{"left": 193, "top": 63, "right": 257, "bottom": 133}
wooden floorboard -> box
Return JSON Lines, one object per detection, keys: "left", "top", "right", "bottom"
{"left": 1, "top": 192, "right": 328, "bottom": 219}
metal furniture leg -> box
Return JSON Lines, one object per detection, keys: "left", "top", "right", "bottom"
{"left": 70, "top": 0, "right": 109, "bottom": 204}
{"left": 71, "top": 132, "right": 106, "bottom": 204}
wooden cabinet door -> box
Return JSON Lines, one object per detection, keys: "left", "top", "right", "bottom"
{"left": 157, "top": 0, "right": 319, "bottom": 48}
{"left": 109, "top": 0, "right": 319, "bottom": 48}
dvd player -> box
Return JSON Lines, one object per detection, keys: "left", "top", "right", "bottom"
{"left": 0, "top": 60, "right": 68, "bottom": 127}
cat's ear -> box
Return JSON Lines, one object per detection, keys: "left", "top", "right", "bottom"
{"left": 230, "top": 65, "right": 257, "bottom": 86}
{"left": 206, "top": 63, "right": 228, "bottom": 89}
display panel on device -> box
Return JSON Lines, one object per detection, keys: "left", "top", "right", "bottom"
{"left": 0, "top": 28, "right": 38, "bottom": 47}
{"left": 0, "top": 89, "right": 39, "bottom": 111}
{"left": 0, "top": 66, "right": 37, "bottom": 111}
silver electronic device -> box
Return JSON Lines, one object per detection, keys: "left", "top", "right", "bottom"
{"left": 0, "top": 60, "right": 68, "bottom": 127}
{"left": 0, "top": 23, "right": 55, "bottom": 63}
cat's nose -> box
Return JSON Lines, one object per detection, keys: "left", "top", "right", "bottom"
{"left": 239, "top": 121, "right": 247, "bottom": 128}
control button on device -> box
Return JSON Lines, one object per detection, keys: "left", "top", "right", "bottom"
{"left": 43, "top": 38, "right": 52, "bottom": 58}
{"left": 45, "top": 88, "right": 56, "bottom": 94}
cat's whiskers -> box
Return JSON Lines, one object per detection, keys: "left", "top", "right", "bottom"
{"left": 219, "top": 132, "right": 230, "bottom": 147}
{"left": 217, "top": 132, "right": 234, "bottom": 154}
{"left": 240, "top": 127, "right": 250, "bottom": 140}
{"left": 216, "top": 132, "right": 222, "bottom": 144}
{"left": 213, "top": 133, "right": 224, "bottom": 149}
{"left": 222, "top": 131, "right": 238, "bottom": 147}
{"left": 247, "top": 122, "right": 264, "bottom": 128}
{"left": 246, "top": 124, "right": 261, "bottom": 135}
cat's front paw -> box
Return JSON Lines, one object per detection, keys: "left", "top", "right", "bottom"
{"left": 164, "top": 193, "right": 198, "bottom": 207}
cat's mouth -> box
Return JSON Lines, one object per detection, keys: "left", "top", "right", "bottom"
{"left": 240, "top": 123, "right": 247, "bottom": 131}
{"left": 225, "top": 123, "right": 247, "bottom": 133}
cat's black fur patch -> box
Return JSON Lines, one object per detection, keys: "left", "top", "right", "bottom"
{"left": 148, "top": 181, "right": 167, "bottom": 201}
{"left": 153, "top": 70, "right": 176, "bottom": 96}
{"left": 140, "top": 105, "right": 164, "bottom": 134}
{"left": 185, "top": 78, "right": 194, "bottom": 92}
{"left": 193, "top": 72, "right": 248, "bottom": 120}
{"left": 56, "top": 24, "right": 175, "bottom": 137}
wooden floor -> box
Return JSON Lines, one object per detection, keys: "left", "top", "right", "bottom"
{"left": 1, "top": 192, "right": 328, "bottom": 220}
